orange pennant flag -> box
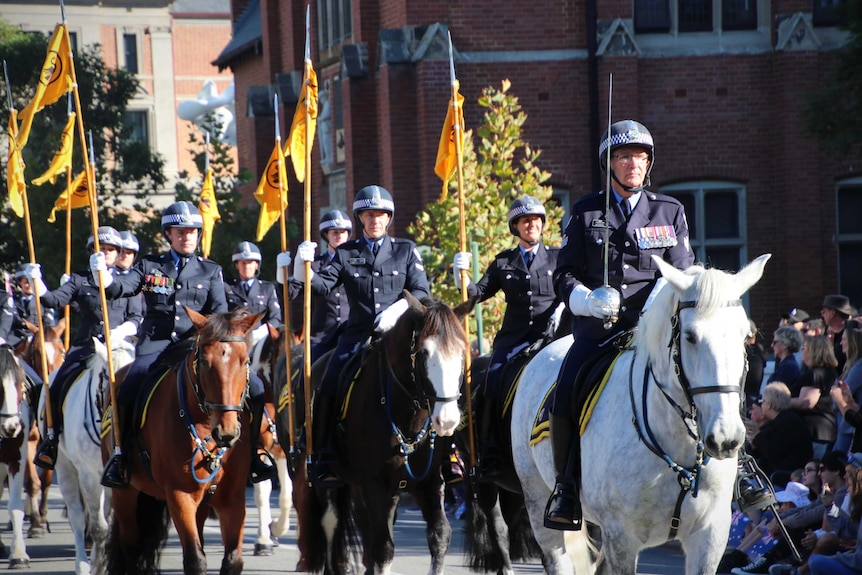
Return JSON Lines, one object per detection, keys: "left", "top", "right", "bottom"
{"left": 254, "top": 141, "right": 288, "bottom": 241}
{"left": 6, "top": 110, "right": 26, "bottom": 218}
{"left": 198, "top": 168, "right": 221, "bottom": 258}
{"left": 47, "top": 169, "right": 89, "bottom": 223}
{"left": 32, "top": 112, "right": 75, "bottom": 186}
{"left": 434, "top": 92, "right": 465, "bottom": 201}
{"left": 18, "top": 24, "right": 75, "bottom": 148}
{"left": 284, "top": 59, "right": 318, "bottom": 183}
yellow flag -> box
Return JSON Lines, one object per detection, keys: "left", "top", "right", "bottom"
{"left": 255, "top": 141, "right": 288, "bottom": 241}
{"left": 434, "top": 92, "right": 465, "bottom": 201}
{"left": 284, "top": 59, "right": 318, "bottom": 183}
{"left": 47, "top": 169, "right": 90, "bottom": 223}
{"left": 6, "top": 110, "right": 26, "bottom": 218}
{"left": 32, "top": 112, "right": 75, "bottom": 186}
{"left": 198, "top": 168, "right": 221, "bottom": 258}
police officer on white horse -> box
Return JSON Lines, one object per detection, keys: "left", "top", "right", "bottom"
{"left": 285, "top": 185, "right": 430, "bottom": 486}
{"left": 452, "top": 196, "right": 562, "bottom": 481}
{"left": 29, "top": 226, "right": 144, "bottom": 469}
{"left": 546, "top": 120, "right": 694, "bottom": 530}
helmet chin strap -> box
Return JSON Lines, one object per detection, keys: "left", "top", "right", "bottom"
{"left": 611, "top": 171, "right": 646, "bottom": 194}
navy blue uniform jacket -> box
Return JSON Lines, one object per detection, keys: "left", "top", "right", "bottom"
{"left": 225, "top": 277, "right": 283, "bottom": 330}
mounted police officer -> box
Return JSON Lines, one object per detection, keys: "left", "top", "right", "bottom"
{"left": 29, "top": 226, "right": 144, "bottom": 469}
{"left": 452, "top": 196, "right": 563, "bottom": 481}
{"left": 7, "top": 263, "right": 57, "bottom": 350}
{"left": 545, "top": 120, "right": 694, "bottom": 530}
{"left": 225, "top": 241, "right": 283, "bottom": 341}
{"left": 115, "top": 231, "right": 140, "bottom": 273}
{"left": 95, "top": 201, "right": 275, "bottom": 488}
{"left": 284, "top": 185, "right": 430, "bottom": 486}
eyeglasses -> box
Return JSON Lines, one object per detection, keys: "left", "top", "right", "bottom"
{"left": 611, "top": 152, "right": 650, "bottom": 164}
{"left": 804, "top": 467, "right": 818, "bottom": 473}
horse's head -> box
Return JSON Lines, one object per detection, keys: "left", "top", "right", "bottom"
{"left": 387, "top": 291, "right": 477, "bottom": 437}
{"left": 640, "top": 254, "right": 770, "bottom": 460}
{"left": 0, "top": 348, "right": 25, "bottom": 439}
{"left": 185, "top": 306, "right": 264, "bottom": 448}
{"left": 22, "top": 317, "right": 67, "bottom": 374}
{"left": 91, "top": 336, "right": 137, "bottom": 374}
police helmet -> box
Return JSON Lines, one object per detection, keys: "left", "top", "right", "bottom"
{"left": 598, "top": 120, "right": 655, "bottom": 183}
{"left": 232, "top": 241, "right": 263, "bottom": 263}
{"left": 119, "top": 231, "right": 139, "bottom": 253}
{"left": 161, "top": 201, "right": 203, "bottom": 233}
{"left": 507, "top": 196, "right": 546, "bottom": 236}
{"left": 13, "top": 263, "right": 27, "bottom": 281}
{"left": 87, "top": 226, "right": 123, "bottom": 251}
{"left": 319, "top": 209, "right": 353, "bottom": 241}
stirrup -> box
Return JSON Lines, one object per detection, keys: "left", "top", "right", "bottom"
{"left": 309, "top": 453, "right": 344, "bottom": 488}
{"left": 101, "top": 453, "right": 130, "bottom": 489}
{"left": 544, "top": 482, "right": 583, "bottom": 531}
{"left": 34, "top": 438, "right": 57, "bottom": 471}
{"left": 250, "top": 449, "right": 278, "bottom": 484}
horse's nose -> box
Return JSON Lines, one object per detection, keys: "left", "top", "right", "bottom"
{"left": 212, "top": 422, "right": 241, "bottom": 448}
{"left": 0, "top": 418, "right": 22, "bottom": 439}
{"left": 431, "top": 401, "right": 460, "bottom": 437}
{"left": 705, "top": 428, "right": 745, "bottom": 459}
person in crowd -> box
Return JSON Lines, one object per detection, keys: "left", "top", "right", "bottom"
{"left": 746, "top": 319, "right": 768, "bottom": 405}
{"left": 287, "top": 185, "right": 430, "bottom": 487}
{"left": 224, "top": 241, "right": 283, "bottom": 340}
{"left": 451, "top": 195, "right": 562, "bottom": 481}
{"left": 831, "top": 319, "right": 862, "bottom": 454}
{"left": 769, "top": 326, "right": 803, "bottom": 387}
{"left": 747, "top": 382, "right": 813, "bottom": 476}
{"left": 806, "top": 318, "right": 827, "bottom": 337}
{"left": 782, "top": 308, "right": 810, "bottom": 369}
{"left": 790, "top": 334, "right": 838, "bottom": 460}
{"left": 94, "top": 201, "right": 275, "bottom": 488}
{"left": 804, "top": 458, "right": 862, "bottom": 575}
{"left": 28, "top": 226, "right": 143, "bottom": 469}
{"left": 823, "top": 295, "right": 853, "bottom": 374}
{"left": 115, "top": 231, "right": 139, "bottom": 273}
{"left": 545, "top": 120, "right": 694, "bottom": 530}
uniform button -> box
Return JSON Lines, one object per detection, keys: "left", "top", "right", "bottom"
{"left": 596, "top": 239, "right": 603, "bottom": 245}
{"left": 623, "top": 264, "right": 629, "bottom": 270}
{"left": 373, "top": 272, "right": 379, "bottom": 277}
{"left": 171, "top": 331, "right": 177, "bottom": 338}
{"left": 529, "top": 306, "right": 534, "bottom": 311}
{"left": 526, "top": 275, "right": 531, "bottom": 279}
{"left": 528, "top": 321, "right": 534, "bottom": 326}
{"left": 375, "top": 303, "right": 381, "bottom": 309}
{"left": 625, "top": 241, "right": 631, "bottom": 247}
{"left": 99, "top": 320, "right": 104, "bottom": 325}
{"left": 354, "top": 272, "right": 359, "bottom": 277}
{"left": 176, "top": 283, "right": 182, "bottom": 288}
{"left": 374, "top": 288, "right": 379, "bottom": 293}
{"left": 335, "top": 305, "right": 340, "bottom": 309}
{"left": 527, "top": 290, "right": 533, "bottom": 296}
{"left": 621, "top": 305, "right": 628, "bottom": 312}
{"left": 621, "top": 284, "right": 628, "bottom": 290}
{"left": 393, "top": 270, "right": 399, "bottom": 275}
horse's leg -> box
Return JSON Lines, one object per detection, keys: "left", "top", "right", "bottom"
{"left": 38, "top": 468, "right": 52, "bottom": 526}
{"left": 7, "top": 452, "right": 31, "bottom": 568}
{"left": 595, "top": 526, "right": 640, "bottom": 575}
{"left": 681, "top": 515, "right": 732, "bottom": 575}
{"left": 166, "top": 492, "right": 208, "bottom": 575}
{"left": 479, "top": 486, "right": 512, "bottom": 575}
{"left": 213, "top": 476, "right": 246, "bottom": 575}
{"left": 80, "top": 457, "right": 110, "bottom": 573}
{"left": 270, "top": 454, "right": 292, "bottom": 538}
{"left": 253, "top": 478, "right": 274, "bottom": 556}
{"left": 56, "top": 452, "right": 92, "bottom": 575}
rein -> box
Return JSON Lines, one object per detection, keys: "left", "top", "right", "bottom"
{"left": 628, "top": 297, "right": 743, "bottom": 539}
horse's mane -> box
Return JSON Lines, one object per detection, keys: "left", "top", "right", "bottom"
{"left": 411, "top": 297, "right": 468, "bottom": 357}
{"left": 198, "top": 308, "right": 250, "bottom": 342}
{"left": 636, "top": 264, "right": 739, "bottom": 364}
{"left": 0, "top": 347, "right": 23, "bottom": 384}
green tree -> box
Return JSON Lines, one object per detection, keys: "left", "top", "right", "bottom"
{"left": 1, "top": 22, "right": 166, "bottom": 283}
{"left": 408, "top": 80, "right": 564, "bottom": 343}
{"left": 803, "top": 2, "right": 862, "bottom": 153}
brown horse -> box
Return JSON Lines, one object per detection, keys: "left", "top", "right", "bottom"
{"left": 17, "top": 317, "right": 66, "bottom": 538}
{"left": 103, "top": 307, "right": 263, "bottom": 575}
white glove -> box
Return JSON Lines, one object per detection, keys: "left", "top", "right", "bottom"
{"left": 23, "top": 263, "right": 41, "bottom": 281}
{"left": 276, "top": 251, "right": 291, "bottom": 284}
{"left": 110, "top": 321, "right": 137, "bottom": 342}
{"left": 250, "top": 323, "right": 269, "bottom": 346}
{"left": 374, "top": 298, "right": 410, "bottom": 333}
{"left": 452, "top": 252, "right": 471, "bottom": 289}
{"left": 292, "top": 241, "right": 318, "bottom": 283}
{"left": 89, "top": 252, "right": 113, "bottom": 288}
{"left": 568, "top": 284, "right": 611, "bottom": 320}
{"left": 547, "top": 302, "right": 565, "bottom": 334}
{"left": 59, "top": 273, "right": 71, "bottom": 286}
{"left": 642, "top": 278, "right": 667, "bottom": 314}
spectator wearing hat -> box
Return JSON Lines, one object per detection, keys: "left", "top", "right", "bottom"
{"left": 831, "top": 320, "right": 862, "bottom": 454}
{"left": 769, "top": 326, "right": 804, "bottom": 387}
{"left": 782, "top": 309, "right": 810, "bottom": 369}
{"left": 790, "top": 334, "right": 839, "bottom": 460}
{"left": 746, "top": 320, "right": 768, "bottom": 404}
{"left": 823, "top": 294, "right": 854, "bottom": 374}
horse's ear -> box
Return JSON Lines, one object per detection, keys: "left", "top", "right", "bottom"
{"left": 732, "top": 254, "right": 771, "bottom": 297}
{"left": 453, "top": 294, "right": 480, "bottom": 320}
{"left": 53, "top": 317, "right": 66, "bottom": 338}
{"left": 267, "top": 322, "right": 280, "bottom": 341}
{"left": 24, "top": 319, "right": 38, "bottom": 335}
{"left": 184, "top": 305, "right": 209, "bottom": 331}
{"left": 92, "top": 336, "right": 108, "bottom": 360}
{"left": 239, "top": 312, "right": 266, "bottom": 336}
{"left": 402, "top": 290, "right": 426, "bottom": 313}
{"left": 651, "top": 256, "right": 695, "bottom": 294}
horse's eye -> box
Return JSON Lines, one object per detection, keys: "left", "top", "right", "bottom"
{"left": 684, "top": 331, "right": 697, "bottom": 344}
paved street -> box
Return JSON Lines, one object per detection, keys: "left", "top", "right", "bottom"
{"left": 5, "top": 482, "right": 686, "bottom": 573}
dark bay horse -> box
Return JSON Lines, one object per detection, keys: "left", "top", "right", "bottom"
{"left": 299, "top": 292, "right": 476, "bottom": 575}
{"left": 103, "top": 307, "right": 264, "bottom": 575}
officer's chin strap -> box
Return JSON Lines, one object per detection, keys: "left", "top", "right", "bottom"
{"left": 610, "top": 171, "right": 648, "bottom": 194}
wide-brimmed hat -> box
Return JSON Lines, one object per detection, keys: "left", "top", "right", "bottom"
{"left": 783, "top": 308, "right": 809, "bottom": 324}
{"left": 822, "top": 294, "right": 854, "bottom": 316}
{"left": 775, "top": 481, "right": 811, "bottom": 508}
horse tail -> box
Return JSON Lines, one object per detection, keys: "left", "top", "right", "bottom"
{"left": 297, "top": 481, "right": 327, "bottom": 572}
{"left": 105, "top": 493, "right": 169, "bottom": 575}
{"left": 564, "top": 529, "right": 598, "bottom": 575}
{"left": 498, "top": 491, "right": 541, "bottom": 562}
{"left": 463, "top": 495, "right": 502, "bottom": 571}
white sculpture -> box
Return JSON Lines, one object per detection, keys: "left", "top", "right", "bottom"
{"left": 177, "top": 79, "right": 237, "bottom": 146}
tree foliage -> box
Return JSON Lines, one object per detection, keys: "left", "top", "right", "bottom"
{"left": 408, "top": 80, "right": 564, "bottom": 344}
{"left": 0, "top": 23, "right": 166, "bottom": 282}
{"left": 803, "top": 2, "right": 862, "bottom": 153}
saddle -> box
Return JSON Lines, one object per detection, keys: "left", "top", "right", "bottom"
{"left": 572, "top": 330, "right": 634, "bottom": 431}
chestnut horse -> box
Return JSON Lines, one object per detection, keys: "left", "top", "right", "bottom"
{"left": 103, "top": 307, "right": 263, "bottom": 575}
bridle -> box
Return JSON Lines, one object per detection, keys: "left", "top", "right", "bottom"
{"left": 629, "top": 297, "right": 746, "bottom": 539}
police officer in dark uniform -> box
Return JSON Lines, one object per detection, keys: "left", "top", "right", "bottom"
{"left": 285, "top": 185, "right": 431, "bottom": 486}
{"left": 30, "top": 226, "right": 144, "bottom": 469}
{"left": 95, "top": 201, "right": 274, "bottom": 488}
{"left": 7, "top": 264, "right": 57, "bottom": 350}
{"left": 452, "top": 196, "right": 562, "bottom": 481}
{"left": 0, "top": 290, "right": 15, "bottom": 347}
{"left": 115, "top": 231, "right": 140, "bottom": 273}
{"left": 225, "top": 241, "right": 283, "bottom": 340}
{"left": 545, "top": 120, "right": 694, "bottom": 530}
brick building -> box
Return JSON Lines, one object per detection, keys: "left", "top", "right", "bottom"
{"left": 216, "top": 0, "right": 856, "bottom": 329}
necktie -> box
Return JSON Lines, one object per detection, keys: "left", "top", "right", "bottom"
{"left": 177, "top": 256, "right": 188, "bottom": 274}
{"left": 372, "top": 242, "right": 380, "bottom": 256}
{"left": 621, "top": 199, "right": 631, "bottom": 220}
{"left": 244, "top": 282, "right": 251, "bottom": 295}
{"left": 524, "top": 251, "right": 534, "bottom": 268}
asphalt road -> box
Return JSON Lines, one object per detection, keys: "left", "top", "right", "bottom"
{"left": 5, "top": 482, "right": 687, "bottom": 574}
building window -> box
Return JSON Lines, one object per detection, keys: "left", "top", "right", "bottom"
{"left": 634, "top": 0, "right": 757, "bottom": 34}
{"left": 125, "top": 110, "right": 149, "bottom": 147}
{"left": 836, "top": 180, "right": 862, "bottom": 307}
{"left": 662, "top": 181, "right": 747, "bottom": 272}
{"left": 317, "top": 0, "right": 352, "bottom": 52}
{"left": 634, "top": 0, "right": 671, "bottom": 33}
{"left": 68, "top": 31, "right": 78, "bottom": 54}
{"left": 722, "top": 0, "right": 757, "bottom": 30}
{"left": 813, "top": 0, "right": 845, "bottom": 27}
{"left": 123, "top": 33, "right": 138, "bottom": 74}
{"left": 679, "top": 0, "right": 713, "bottom": 32}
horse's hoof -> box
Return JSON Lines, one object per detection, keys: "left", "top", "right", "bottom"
{"left": 254, "top": 543, "right": 273, "bottom": 556}
{"left": 8, "top": 557, "right": 30, "bottom": 569}
{"left": 295, "top": 558, "right": 310, "bottom": 572}
{"left": 271, "top": 535, "right": 280, "bottom": 548}
{"left": 27, "top": 526, "right": 45, "bottom": 538}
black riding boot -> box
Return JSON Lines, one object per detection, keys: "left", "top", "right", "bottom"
{"left": 248, "top": 393, "right": 277, "bottom": 484}
{"left": 544, "top": 414, "right": 583, "bottom": 531}
{"left": 478, "top": 396, "right": 503, "bottom": 482}
{"left": 101, "top": 406, "right": 130, "bottom": 489}
{"left": 34, "top": 383, "right": 64, "bottom": 470}
{"left": 308, "top": 394, "right": 343, "bottom": 487}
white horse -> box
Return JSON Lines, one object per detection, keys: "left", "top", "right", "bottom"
{"left": 42, "top": 338, "right": 136, "bottom": 575}
{"left": 0, "top": 347, "right": 31, "bottom": 568}
{"left": 512, "top": 254, "right": 770, "bottom": 575}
